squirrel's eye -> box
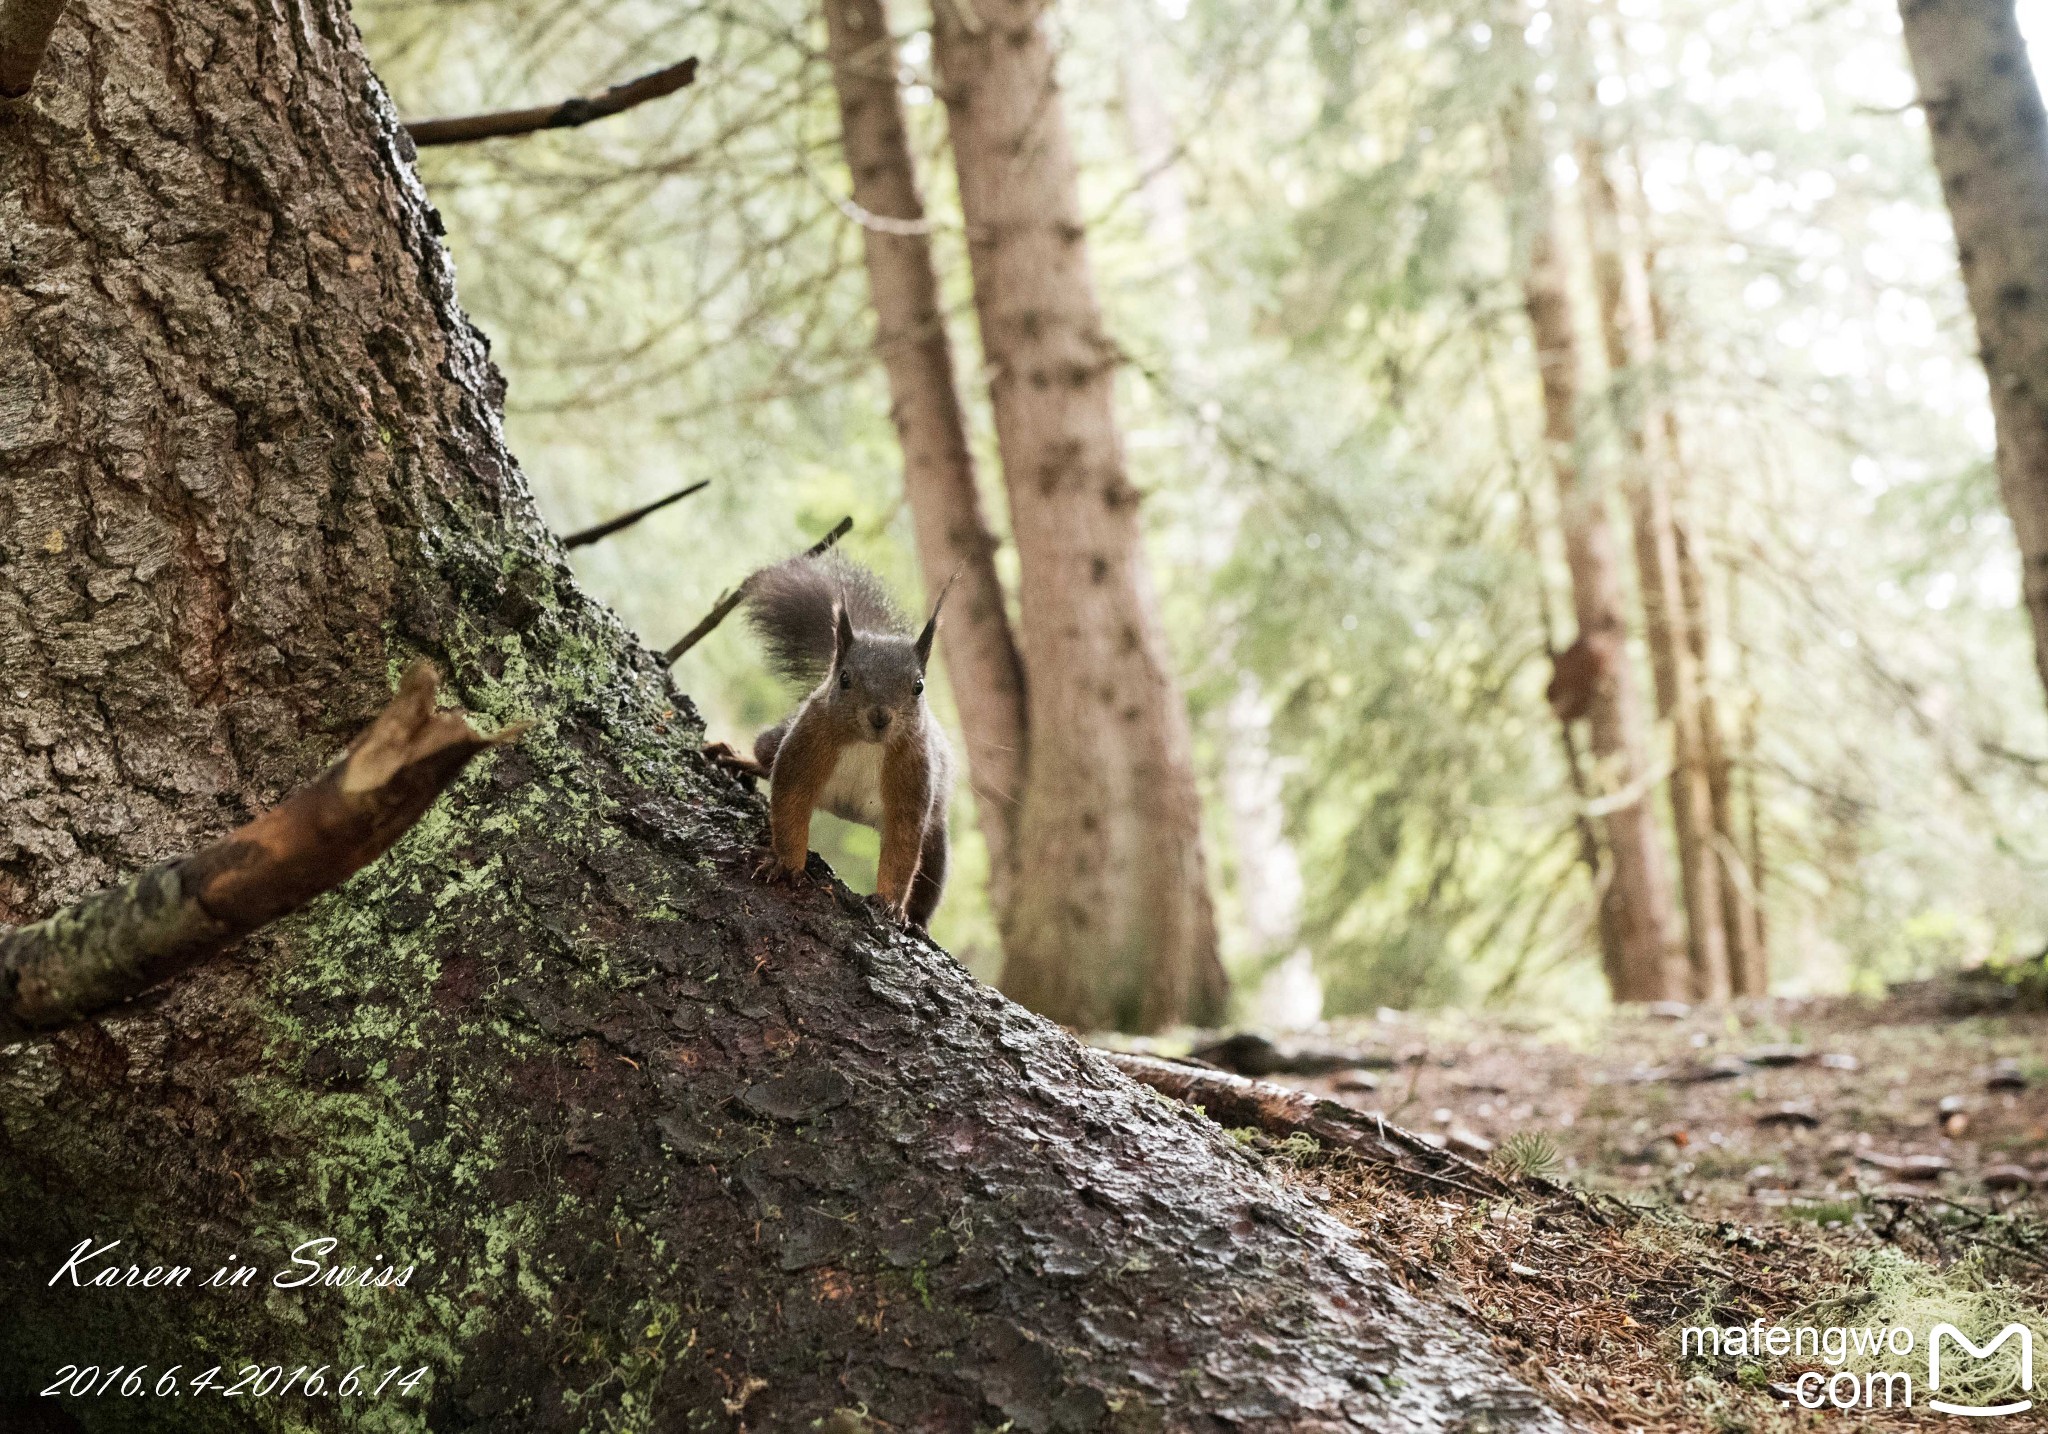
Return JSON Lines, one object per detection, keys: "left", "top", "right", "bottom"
{"left": 838, "top": 671, "right": 852, "bottom": 690}
{"left": 913, "top": 679, "right": 925, "bottom": 696}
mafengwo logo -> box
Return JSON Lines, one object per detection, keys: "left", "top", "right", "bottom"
{"left": 1682, "top": 1319, "right": 2034, "bottom": 1414}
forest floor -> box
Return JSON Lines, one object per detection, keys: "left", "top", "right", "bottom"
{"left": 1122, "top": 972, "right": 2048, "bottom": 1431}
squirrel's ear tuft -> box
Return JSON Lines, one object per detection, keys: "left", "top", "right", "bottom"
{"left": 834, "top": 602, "right": 855, "bottom": 664}
{"left": 915, "top": 569, "right": 958, "bottom": 670}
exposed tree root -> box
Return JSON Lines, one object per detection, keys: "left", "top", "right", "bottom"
{"left": 1105, "top": 1049, "right": 1578, "bottom": 1204}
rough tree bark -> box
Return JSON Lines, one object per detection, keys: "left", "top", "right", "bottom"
{"left": 0, "top": 0, "right": 1564, "bottom": 1428}
{"left": 1576, "top": 108, "right": 1730, "bottom": 1001}
{"left": 930, "top": 0, "right": 1227, "bottom": 1032}
{"left": 0, "top": 665, "right": 515, "bottom": 1039}
{"left": 1898, "top": 0, "right": 2048, "bottom": 707}
{"left": 1503, "top": 55, "right": 1683, "bottom": 1003}
{"left": 820, "top": 0, "right": 1030, "bottom": 919}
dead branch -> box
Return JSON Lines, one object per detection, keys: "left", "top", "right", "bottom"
{"left": 0, "top": 0, "right": 67, "bottom": 99}
{"left": 562, "top": 479, "right": 709, "bottom": 550}
{"left": 0, "top": 663, "right": 522, "bottom": 1040}
{"left": 663, "top": 516, "right": 853, "bottom": 666}
{"left": 404, "top": 57, "right": 698, "bottom": 148}
{"left": 1105, "top": 1051, "right": 1539, "bottom": 1201}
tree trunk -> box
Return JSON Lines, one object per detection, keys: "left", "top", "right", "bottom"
{"left": 1649, "top": 291, "right": 1766, "bottom": 995}
{"left": 1611, "top": 96, "right": 1766, "bottom": 995}
{"left": 1898, "top": 0, "right": 2048, "bottom": 706}
{"left": 1672, "top": 511, "right": 1766, "bottom": 993}
{"left": 1503, "top": 60, "right": 1683, "bottom": 1004}
{"left": 1576, "top": 117, "right": 1731, "bottom": 1001}
{"left": 1501, "top": 381, "right": 1625, "bottom": 981}
{"left": 821, "top": 0, "right": 1030, "bottom": 916}
{"left": 1113, "top": 3, "right": 1309, "bottom": 981}
{"left": 929, "top": 0, "right": 1227, "bottom": 1031}
{"left": 0, "top": 0, "right": 1563, "bottom": 1428}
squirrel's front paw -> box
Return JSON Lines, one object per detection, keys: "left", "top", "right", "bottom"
{"left": 706, "top": 742, "right": 766, "bottom": 779}
{"left": 864, "top": 892, "right": 907, "bottom": 927}
{"left": 752, "top": 849, "right": 808, "bottom": 886}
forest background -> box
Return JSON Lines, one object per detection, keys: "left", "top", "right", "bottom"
{"left": 360, "top": 0, "right": 2048, "bottom": 1022}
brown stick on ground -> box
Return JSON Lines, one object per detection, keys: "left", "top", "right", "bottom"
{"left": 562, "top": 479, "right": 709, "bottom": 550}
{"left": 0, "top": 663, "right": 521, "bottom": 1039}
{"left": 663, "top": 516, "right": 853, "bottom": 666}
{"left": 0, "top": 0, "right": 68, "bottom": 98}
{"left": 404, "top": 57, "right": 698, "bottom": 147}
{"left": 1104, "top": 1051, "right": 1545, "bottom": 1202}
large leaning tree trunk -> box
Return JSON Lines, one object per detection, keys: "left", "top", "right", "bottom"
{"left": 929, "top": 0, "right": 1227, "bottom": 1033}
{"left": 820, "top": 0, "right": 1031, "bottom": 917}
{"left": 1899, "top": 0, "right": 2048, "bottom": 706}
{"left": 1572, "top": 66, "right": 1730, "bottom": 1003}
{"left": 1502, "top": 40, "right": 1684, "bottom": 1004}
{"left": 0, "top": 0, "right": 1566, "bottom": 1429}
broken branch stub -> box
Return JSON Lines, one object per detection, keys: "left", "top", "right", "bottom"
{"left": 0, "top": 663, "right": 521, "bottom": 1038}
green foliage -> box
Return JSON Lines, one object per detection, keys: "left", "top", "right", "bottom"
{"left": 359, "top": 0, "right": 2048, "bottom": 1019}
{"left": 1492, "top": 1130, "right": 1564, "bottom": 1181}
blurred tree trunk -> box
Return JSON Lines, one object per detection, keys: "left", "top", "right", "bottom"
{"left": 1592, "top": 4, "right": 1767, "bottom": 994}
{"left": 1114, "top": 0, "right": 1311, "bottom": 986}
{"left": 930, "top": 0, "right": 1227, "bottom": 1031}
{"left": 1641, "top": 277, "right": 1768, "bottom": 995}
{"left": 1502, "top": 56, "right": 1683, "bottom": 1003}
{"left": 0, "top": 0, "right": 1569, "bottom": 1426}
{"left": 1576, "top": 114, "right": 1731, "bottom": 1001}
{"left": 1898, "top": 0, "right": 2048, "bottom": 706}
{"left": 820, "top": 0, "right": 1029, "bottom": 917}
{"left": 1730, "top": 562, "right": 1772, "bottom": 969}
{"left": 1500, "top": 383, "right": 1624, "bottom": 981}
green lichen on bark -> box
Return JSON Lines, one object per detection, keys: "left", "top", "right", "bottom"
{"left": 1, "top": 864, "right": 228, "bottom": 1035}
{"left": 0, "top": 0, "right": 1566, "bottom": 1425}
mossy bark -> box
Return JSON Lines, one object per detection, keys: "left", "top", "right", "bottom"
{"left": 0, "top": 0, "right": 1563, "bottom": 1428}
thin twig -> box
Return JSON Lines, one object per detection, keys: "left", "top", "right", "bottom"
{"left": 0, "top": 0, "right": 68, "bottom": 99}
{"left": 405, "top": 57, "right": 699, "bottom": 147}
{"left": 561, "top": 480, "right": 709, "bottom": 550}
{"left": 663, "top": 516, "right": 852, "bottom": 666}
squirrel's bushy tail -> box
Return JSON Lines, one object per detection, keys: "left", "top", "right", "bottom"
{"left": 743, "top": 553, "right": 907, "bottom": 684}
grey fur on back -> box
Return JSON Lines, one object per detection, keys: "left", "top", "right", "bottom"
{"left": 743, "top": 553, "right": 908, "bottom": 685}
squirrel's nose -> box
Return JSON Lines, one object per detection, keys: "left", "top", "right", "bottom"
{"left": 867, "top": 707, "right": 891, "bottom": 732}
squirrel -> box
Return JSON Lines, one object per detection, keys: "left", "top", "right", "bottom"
{"left": 705, "top": 553, "right": 955, "bottom": 931}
